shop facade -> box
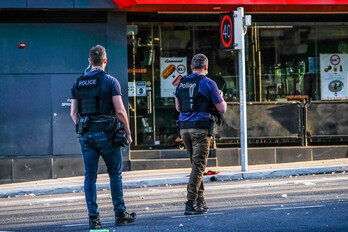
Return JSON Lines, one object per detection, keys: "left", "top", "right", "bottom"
{"left": 0, "top": 0, "right": 347, "bottom": 183}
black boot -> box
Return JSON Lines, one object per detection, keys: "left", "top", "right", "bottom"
{"left": 89, "top": 215, "right": 102, "bottom": 229}
{"left": 184, "top": 200, "right": 207, "bottom": 215}
{"left": 196, "top": 197, "right": 209, "bottom": 211}
{"left": 115, "top": 211, "right": 137, "bottom": 226}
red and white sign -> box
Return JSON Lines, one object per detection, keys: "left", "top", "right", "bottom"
{"left": 220, "top": 13, "right": 234, "bottom": 49}
{"left": 320, "top": 54, "right": 348, "bottom": 100}
{"left": 330, "top": 54, "right": 341, "bottom": 65}
{"left": 160, "top": 57, "right": 187, "bottom": 98}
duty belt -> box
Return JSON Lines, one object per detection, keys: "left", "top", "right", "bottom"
{"left": 88, "top": 122, "right": 112, "bottom": 132}
{"left": 179, "top": 121, "right": 210, "bottom": 130}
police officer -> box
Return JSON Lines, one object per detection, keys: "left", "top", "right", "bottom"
{"left": 175, "top": 54, "right": 227, "bottom": 215}
{"left": 70, "top": 45, "right": 136, "bottom": 229}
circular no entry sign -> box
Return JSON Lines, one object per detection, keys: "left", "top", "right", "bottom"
{"left": 330, "top": 54, "right": 340, "bottom": 65}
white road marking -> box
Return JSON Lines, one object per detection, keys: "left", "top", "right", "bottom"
{"left": 0, "top": 196, "right": 85, "bottom": 207}
{"left": 271, "top": 205, "right": 325, "bottom": 210}
{"left": 63, "top": 223, "right": 86, "bottom": 227}
{"left": 63, "top": 220, "right": 114, "bottom": 227}
{"left": 171, "top": 212, "right": 224, "bottom": 218}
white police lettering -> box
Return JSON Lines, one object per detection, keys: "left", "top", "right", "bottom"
{"left": 78, "top": 79, "right": 98, "bottom": 87}
{"left": 179, "top": 82, "right": 196, "bottom": 89}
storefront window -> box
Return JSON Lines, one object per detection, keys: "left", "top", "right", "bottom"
{"left": 250, "top": 23, "right": 348, "bottom": 102}
{"left": 127, "top": 21, "right": 237, "bottom": 148}
{"left": 128, "top": 17, "right": 348, "bottom": 149}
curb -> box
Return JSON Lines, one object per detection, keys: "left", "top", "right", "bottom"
{"left": 1, "top": 165, "right": 347, "bottom": 198}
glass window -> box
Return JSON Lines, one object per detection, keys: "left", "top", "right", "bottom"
{"left": 127, "top": 18, "right": 348, "bottom": 149}
{"left": 127, "top": 21, "right": 237, "bottom": 149}
{"left": 249, "top": 23, "right": 348, "bottom": 102}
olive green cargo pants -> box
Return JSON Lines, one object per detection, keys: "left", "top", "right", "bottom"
{"left": 180, "top": 128, "right": 210, "bottom": 201}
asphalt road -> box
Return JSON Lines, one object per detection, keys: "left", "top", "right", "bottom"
{"left": 0, "top": 173, "right": 347, "bottom": 232}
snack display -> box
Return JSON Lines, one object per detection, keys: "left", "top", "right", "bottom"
{"left": 161, "top": 64, "right": 176, "bottom": 79}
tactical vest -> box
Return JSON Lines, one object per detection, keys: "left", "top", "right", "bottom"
{"left": 177, "top": 75, "right": 212, "bottom": 113}
{"left": 75, "top": 71, "right": 113, "bottom": 116}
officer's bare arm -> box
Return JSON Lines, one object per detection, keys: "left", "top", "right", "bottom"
{"left": 70, "top": 99, "right": 79, "bottom": 124}
{"left": 215, "top": 100, "right": 227, "bottom": 113}
{"left": 112, "top": 95, "right": 133, "bottom": 144}
{"left": 175, "top": 97, "right": 180, "bottom": 112}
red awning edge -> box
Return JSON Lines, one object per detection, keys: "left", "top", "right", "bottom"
{"left": 112, "top": 0, "right": 348, "bottom": 13}
{"left": 113, "top": 0, "right": 137, "bottom": 8}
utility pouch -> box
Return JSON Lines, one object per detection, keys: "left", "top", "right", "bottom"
{"left": 75, "top": 116, "right": 90, "bottom": 135}
{"left": 112, "top": 119, "right": 129, "bottom": 147}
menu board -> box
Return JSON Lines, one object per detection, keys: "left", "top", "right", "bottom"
{"left": 320, "top": 54, "right": 348, "bottom": 100}
{"left": 160, "top": 57, "right": 187, "bottom": 98}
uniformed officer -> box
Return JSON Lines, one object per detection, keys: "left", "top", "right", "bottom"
{"left": 70, "top": 45, "right": 136, "bottom": 229}
{"left": 175, "top": 53, "right": 227, "bottom": 215}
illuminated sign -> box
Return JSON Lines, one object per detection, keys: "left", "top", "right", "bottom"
{"left": 219, "top": 13, "right": 234, "bottom": 50}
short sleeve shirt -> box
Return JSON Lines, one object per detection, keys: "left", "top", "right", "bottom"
{"left": 71, "top": 69, "right": 121, "bottom": 99}
{"left": 71, "top": 69, "right": 122, "bottom": 122}
{"left": 175, "top": 73, "right": 223, "bottom": 122}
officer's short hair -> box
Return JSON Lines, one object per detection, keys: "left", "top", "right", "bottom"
{"left": 191, "top": 54, "right": 208, "bottom": 69}
{"left": 89, "top": 45, "right": 106, "bottom": 66}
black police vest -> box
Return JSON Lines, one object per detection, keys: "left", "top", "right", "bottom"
{"left": 75, "top": 71, "right": 113, "bottom": 116}
{"left": 177, "top": 75, "right": 212, "bottom": 113}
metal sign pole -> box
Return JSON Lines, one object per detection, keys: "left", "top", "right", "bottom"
{"left": 219, "top": 8, "right": 250, "bottom": 172}
{"left": 235, "top": 7, "right": 248, "bottom": 172}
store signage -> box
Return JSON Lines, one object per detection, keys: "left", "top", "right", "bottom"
{"left": 320, "top": 54, "right": 348, "bottom": 100}
{"left": 160, "top": 57, "right": 187, "bottom": 98}
{"left": 286, "top": 95, "right": 309, "bottom": 101}
{"left": 128, "top": 81, "right": 147, "bottom": 97}
{"left": 127, "top": 68, "right": 147, "bottom": 74}
{"left": 219, "top": 13, "right": 234, "bottom": 50}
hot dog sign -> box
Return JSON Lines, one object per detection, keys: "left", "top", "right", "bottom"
{"left": 160, "top": 57, "right": 187, "bottom": 98}
{"left": 320, "top": 54, "right": 348, "bottom": 100}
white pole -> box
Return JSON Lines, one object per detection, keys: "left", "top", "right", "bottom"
{"left": 236, "top": 7, "right": 248, "bottom": 172}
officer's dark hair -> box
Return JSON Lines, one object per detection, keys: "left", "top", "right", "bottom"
{"left": 89, "top": 45, "right": 106, "bottom": 66}
{"left": 191, "top": 53, "right": 208, "bottom": 69}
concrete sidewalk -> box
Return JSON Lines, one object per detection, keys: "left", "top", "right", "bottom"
{"left": 0, "top": 158, "right": 347, "bottom": 198}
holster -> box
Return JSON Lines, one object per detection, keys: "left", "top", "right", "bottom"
{"left": 75, "top": 116, "right": 90, "bottom": 135}
{"left": 111, "top": 119, "right": 129, "bottom": 147}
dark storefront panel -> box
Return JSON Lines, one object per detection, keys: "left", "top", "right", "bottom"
{"left": 307, "top": 101, "right": 348, "bottom": 145}
{"left": 51, "top": 75, "right": 81, "bottom": 155}
{"left": 0, "top": 22, "right": 108, "bottom": 157}
{"left": 0, "top": 75, "right": 52, "bottom": 156}
{"left": 27, "top": 0, "right": 73, "bottom": 8}
{"left": 217, "top": 102, "right": 302, "bottom": 146}
{"left": 0, "top": 23, "right": 106, "bottom": 74}
{"left": 0, "top": 20, "right": 109, "bottom": 157}
{"left": 0, "top": 12, "right": 130, "bottom": 182}
{"left": 74, "top": 0, "right": 117, "bottom": 8}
